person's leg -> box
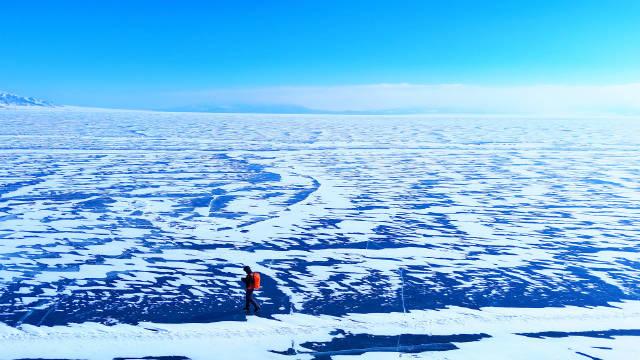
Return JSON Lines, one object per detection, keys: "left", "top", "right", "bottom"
{"left": 250, "top": 290, "right": 260, "bottom": 311}
{"left": 244, "top": 290, "right": 251, "bottom": 311}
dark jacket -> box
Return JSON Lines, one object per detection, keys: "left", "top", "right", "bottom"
{"left": 241, "top": 273, "right": 254, "bottom": 290}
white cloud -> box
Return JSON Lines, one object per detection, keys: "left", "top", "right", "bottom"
{"left": 171, "top": 83, "right": 640, "bottom": 114}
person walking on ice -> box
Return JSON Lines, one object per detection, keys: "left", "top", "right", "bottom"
{"left": 241, "top": 265, "right": 261, "bottom": 314}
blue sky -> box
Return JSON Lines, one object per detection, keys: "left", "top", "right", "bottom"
{"left": 1, "top": 1, "right": 640, "bottom": 112}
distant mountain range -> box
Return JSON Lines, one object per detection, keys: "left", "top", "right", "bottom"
{"left": 0, "top": 91, "right": 53, "bottom": 107}
{"left": 163, "top": 103, "right": 450, "bottom": 115}
{"left": 165, "top": 103, "right": 320, "bottom": 114}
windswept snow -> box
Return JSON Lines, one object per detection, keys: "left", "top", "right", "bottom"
{"left": 0, "top": 107, "right": 639, "bottom": 359}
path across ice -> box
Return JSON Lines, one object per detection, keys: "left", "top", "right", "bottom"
{"left": 0, "top": 301, "right": 639, "bottom": 359}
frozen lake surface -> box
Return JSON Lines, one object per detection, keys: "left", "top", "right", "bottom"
{"left": 0, "top": 107, "right": 639, "bottom": 359}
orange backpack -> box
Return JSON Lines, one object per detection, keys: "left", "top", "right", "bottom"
{"left": 252, "top": 272, "right": 261, "bottom": 290}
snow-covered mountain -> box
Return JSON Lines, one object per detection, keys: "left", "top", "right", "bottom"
{"left": 0, "top": 91, "right": 53, "bottom": 107}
